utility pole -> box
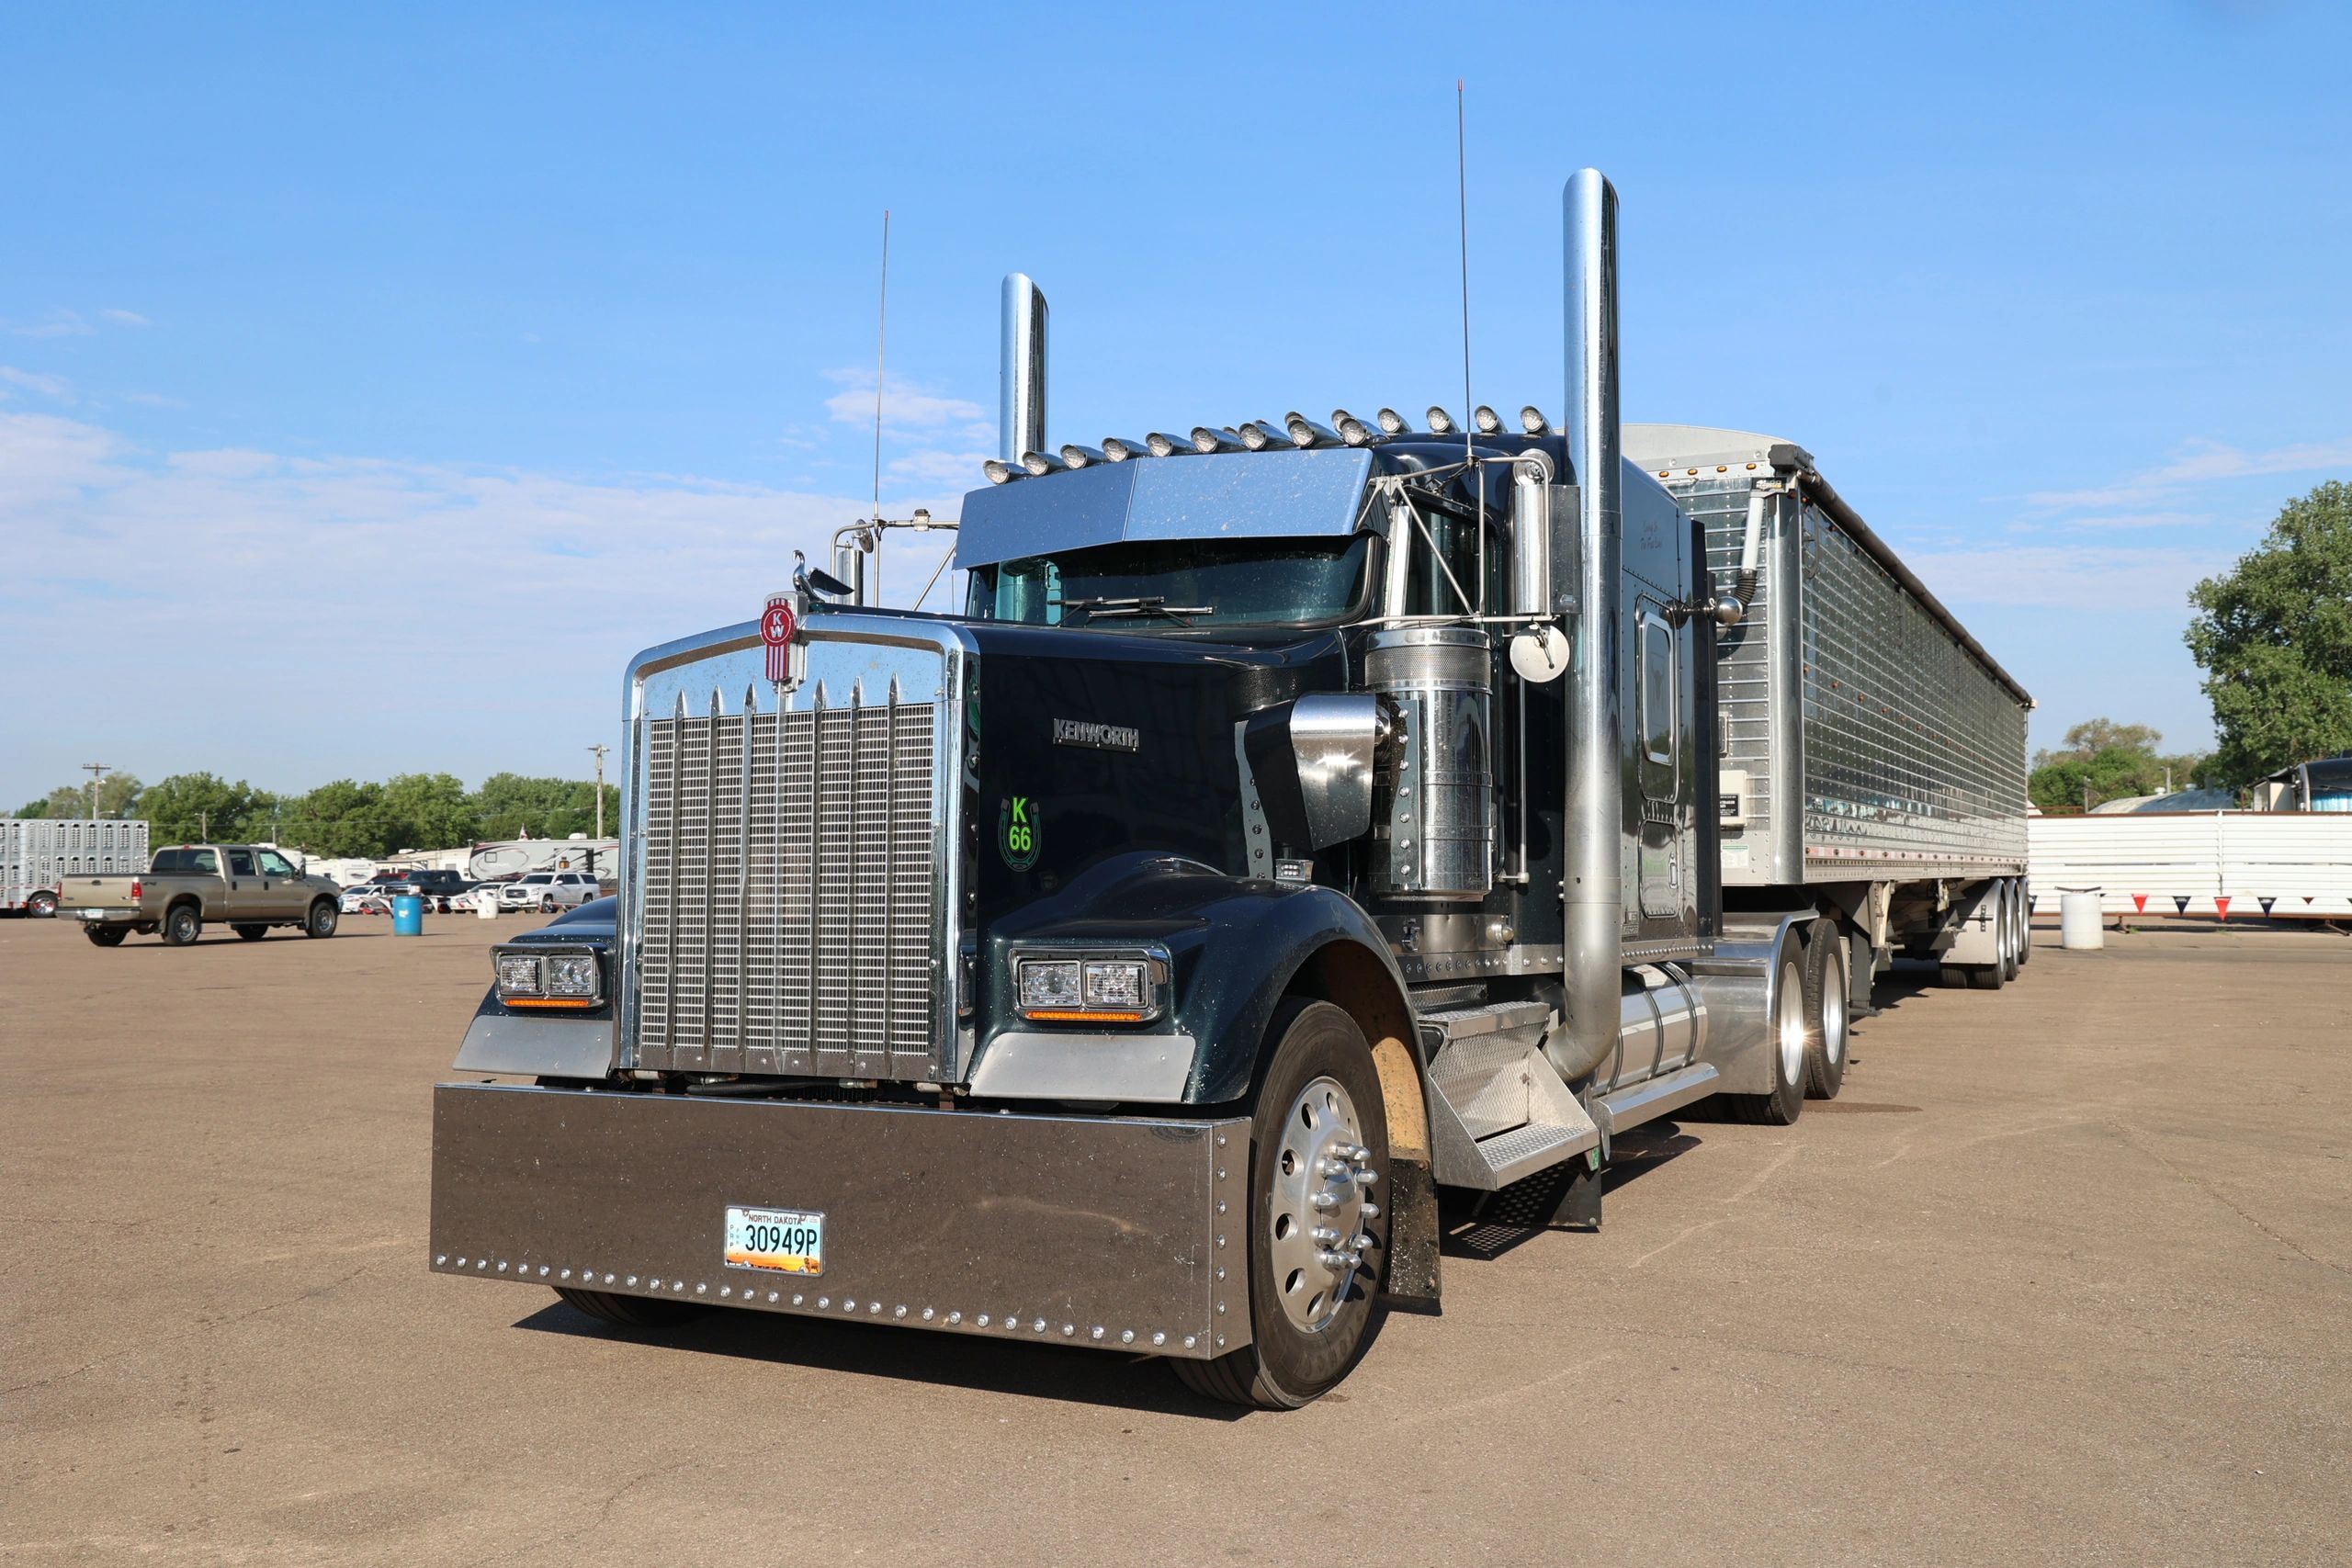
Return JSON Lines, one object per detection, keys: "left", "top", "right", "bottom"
{"left": 587, "top": 744, "right": 610, "bottom": 840}
{"left": 82, "top": 762, "right": 111, "bottom": 818}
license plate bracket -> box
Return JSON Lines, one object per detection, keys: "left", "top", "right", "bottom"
{"left": 723, "top": 1205, "right": 824, "bottom": 1275}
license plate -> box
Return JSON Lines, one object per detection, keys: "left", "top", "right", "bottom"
{"left": 723, "top": 1206, "right": 824, "bottom": 1275}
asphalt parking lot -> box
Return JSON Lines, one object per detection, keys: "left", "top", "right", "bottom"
{"left": 4, "top": 914, "right": 2346, "bottom": 1566}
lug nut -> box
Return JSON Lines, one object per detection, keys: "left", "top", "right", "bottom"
{"left": 1316, "top": 1250, "right": 1353, "bottom": 1269}
{"left": 1354, "top": 1168, "right": 1378, "bottom": 1187}
{"left": 1359, "top": 1201, "right": 1381, "bottom": 1221}
{"left": 1310, "top": 1191, "right": 1339, "bottom": 1212}
{"left": 1311, "top": 1226, "right": 1340, "bottom": 1247}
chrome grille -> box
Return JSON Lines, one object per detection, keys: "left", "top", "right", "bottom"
{"left": 637, "top": 696, "right": 940, "bottom": 1079}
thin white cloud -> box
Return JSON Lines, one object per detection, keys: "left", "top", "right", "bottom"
{"left": 0, "top": 366, "right": 74, "bottom": 401}
{"left": 1900, "top": 543, "right": 2227, "bottom": 613}
{"left": 98, "top": 308, "right": 151, "bottom": 328}
{"left": 820, "top": 367, "right": 987, "bottom": 434}
{"left": 6, "top": 310, "right": 93, "bottom": 339}
{"left": 0, "top": 412, "right": 119, "bottom": 504}
{"left": 2030, "top": 435, "right": 2352, "bottom": 510}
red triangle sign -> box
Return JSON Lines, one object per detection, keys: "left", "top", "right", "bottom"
{"left": 2215, "top": 896, "right": 2232, "bottom": 920}
{"left": 2132, "top": 893, "right": 2148, "bottom": 913}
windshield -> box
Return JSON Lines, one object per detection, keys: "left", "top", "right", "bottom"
{"left": 964, "top": 536, "right": 1373, "bottom": 629}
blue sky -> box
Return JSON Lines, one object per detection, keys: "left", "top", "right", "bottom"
{"left": 4, "top": 2, "right": 2347, "bottom": 806}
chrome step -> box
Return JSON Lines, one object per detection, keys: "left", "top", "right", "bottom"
{"left": 1419, "top": 1002, "right": 1597, "bottom": 1191}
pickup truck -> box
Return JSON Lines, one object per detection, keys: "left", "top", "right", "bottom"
{"left": 57, "top": 843, "right": 345, "bottom": 946}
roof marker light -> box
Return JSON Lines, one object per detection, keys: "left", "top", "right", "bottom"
{"left": 1101, "top": 437, "right": 1148, "bottom": 462}
{"left": 1020, "top": 450, "right": 1068, "bottom": 476}
{"left": 1145, "top": 432, "right": 1192, "bottom": 457}
{"left": 1238, "top": 422, "right": 1282, "bottom": 451}
{"left": 1520, "top": 405, "right": 1550, "bottom": 435}
{"left": 982, "top": 458, "right": 1022, "bottom": 485}
{"left": 1283, "top": 412, "right": 1341, "bottom": 448}
{"left": 1425, "top": 406, "right": 1458, "bottom": 435}
{"left": 1474, "top": 405, "right": 1502, "bottom": 434}
{"left": 1336, "top": 415, "right": 1377, "bottom": 447}
{"left": 1058, "top": 444, "right": 1106, "bottom": 468}
{"left": 1190, "top": 426, "right": 1246, "bottom": 454}
{"left": 1375, "top": 408, "right": 1408, "bottom": 434}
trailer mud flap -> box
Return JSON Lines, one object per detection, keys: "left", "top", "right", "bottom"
{"left": 429, "top": 1083, "right": 1250, "bottom": 1359}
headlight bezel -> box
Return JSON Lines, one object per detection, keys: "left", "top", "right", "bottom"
{"left": 1011, "top": 946, "right": 1170, "bottom": 1025}
{"left": 493, "top": 942, "right": 604, "bottom": 1010}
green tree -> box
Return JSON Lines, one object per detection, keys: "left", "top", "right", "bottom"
{"left": 17, "top": 773, "right": 144, "bottom": 819}
{"left": 135, "top": 773, "right": 277, "bottom": 842}
{"left": 2027, "top": 719, "right": 2205, "bottom": 813}
{"left": 471, "top": 773, "right": 616, "bottom": 840}
{"left": 380, "top": 772, "right": 481, "bottom": 852}
{"left": 2187, "top": 479, "right": 2352, "bottom": 787}
{"left": 283, "top": 779, "right": 395, "bottom": 858}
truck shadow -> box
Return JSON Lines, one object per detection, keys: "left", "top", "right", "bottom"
{"left": 510, "top": 1299, "right": 1259, "bottom": 1420}
{"left": 1441, "top": 1122, "right": 1702, "bottom": 1262}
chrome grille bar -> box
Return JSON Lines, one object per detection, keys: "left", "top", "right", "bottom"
{"left": 637, "top": 689, "right": 941, "bottom": 1079}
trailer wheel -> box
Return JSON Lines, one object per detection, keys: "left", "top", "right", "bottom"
{"left": 552, "top": 1285, "right": 707, "bottom": 1328}
{"left": 84, "top": 926, "right": 128, "bottom": 947}
{"left": 2001, "top": 881, "right": 2023, "bottom": 981}
{"left": 1802, "top": 924, "right": 1849, "bottom": 1100}
{"left": 1728, "top": 953, "right": 1807, "bottom": 1125}
{"left": 1170, "top": 999, "right": 1388, "bottom": 1410}
{"left": 232, "top": 924, "right": 268, "bottom": 942}
{"left": 161, "top": 903, "right": 202, "bottom": 946}
{"left": 2015, "top": 881, "right": 2033, "bottom": 968}
{"left": 28, "top": 890, "right": 57, "bottom": 918}
{"left": 304, "top": 899, "right": 339, "bottom": 939}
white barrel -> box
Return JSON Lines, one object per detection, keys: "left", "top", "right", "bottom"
{"left": 2059, "top": 887, "right": 2103, "bottom": 950}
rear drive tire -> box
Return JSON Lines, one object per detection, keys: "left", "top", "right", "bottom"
{"left": 1802, "top": 921, "right": 1850, "bottom": 1100}
{"left": 233, "top": 923, "right": 268, "bottom": 942}
{"left": 304, "top": 899, "right": 339, "bottom": 939}
{"left": 1727, "top": 953, "right": 1807, "bottom": 1125}
{"left": 85, "top": 926, "right": 128, "bottom": 947}
{"left": 161, "top": 904, "right": 202, "bottom": 946}
{"left": 1170, "top": 998, "right": 1388, "bottom": 1410}
{"left": 1998, "top": 882, "right": 2021, "bottom": 983}
{"left": 28, "top": 890, "right": 57, "bottom": 918}
{"left": 552, "top": 1286, "right": 708, "bottom": 1328}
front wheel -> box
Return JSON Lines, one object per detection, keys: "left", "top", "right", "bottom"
{"left": 161, "top": 904, "right": 202, "bottom": 946}
{"left": 85, "top": 925, "right": 128, "bottom": 947}
{"left": 28, "top": 890, "right": 57, "bottom": 918}
{"left": 1170, "top": 999, "right": 1388, "bottom": 1410}
{"left": 304, "top": 899, "right": 339, "bottom": 939}
{"left": 539, "top": 895, "right": 557, "bottom": 913}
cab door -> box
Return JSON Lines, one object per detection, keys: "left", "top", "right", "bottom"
{"left": 254, "top": 849, "right": 303, "bottom": 917}
{"left": 220, "top": 848, "right": 262, "bottom": 917}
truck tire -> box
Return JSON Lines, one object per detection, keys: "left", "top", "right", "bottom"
{"left": 85, "top": 926, "right": 128, "bottom": 947}
{"left": 1802, "top": 923, "right": 1849, "bottom": 1100}
{"left": 2000, "top": 881, "right": 2022, "bottom": 981}
{"left": 28, "top": 890, "right": 57, "bottom": 918}
{"left": 2016, "top": 881, "right": 2033, "bottom": 968}
{"left": 552, "top": 1286, "right": 707, "bottom": 1328}
{"left": 1170, "top": 999, "right": 1388, "bottom": 1410}
{"left": 1727, "top": 953, "right": 1807, "bottom": 1125}
{"left": 304, "top": 899, "right": 339, "bottom": 939}
{"left": 161, "top": 903, "right": 202, "bottom": 946}
{"left": 539, "top": 894, "right": 557, "bottom": 913}
{"left": 233, "top": 924, "right": 269, "bottom": 942}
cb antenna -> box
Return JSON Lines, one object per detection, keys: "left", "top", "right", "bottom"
{"left": 871, "top": 209, "right": 891, "bottom": 582}
{"left": 1456, "top": 79, "right": 1473, "bottom": 467}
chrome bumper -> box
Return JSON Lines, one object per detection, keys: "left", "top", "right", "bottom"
{"left": 70, "top": 908, "right": 141, "bottom": 924}
{"left": 428, "top": 1083, "right": 1250, "bottom": 1359}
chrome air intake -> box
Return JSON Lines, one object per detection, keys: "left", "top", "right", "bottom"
{"left": 1366, "top": 627, "right": 1495, "bottom": 901}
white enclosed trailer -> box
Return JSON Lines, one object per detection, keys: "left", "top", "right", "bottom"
{"left": 1625, "top": 427, "right": 2032, "bottom": 998}
{"left": 2028, "top": 810, "right": 2352, "bottom": 920}
{"left": 2, "top": 818, "right": 152, "bottom": 916}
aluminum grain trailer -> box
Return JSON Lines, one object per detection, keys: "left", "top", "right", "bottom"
{"left": 2, "top": 818, "right": 150, "bottom": 916}
{"left": 1624, "top": 426, "right": 2033, "bottom": 1058}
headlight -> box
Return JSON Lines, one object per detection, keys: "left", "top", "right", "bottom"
{"left": 493, "top": 945, "right": 602, "bottom": 1009}
{"left": 1013, "top": 949, "right": 1164, "bottom": 1024}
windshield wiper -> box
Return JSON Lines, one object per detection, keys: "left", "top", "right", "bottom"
{"left": 1063, "top": 594, "right": 1214, "bottom": 624}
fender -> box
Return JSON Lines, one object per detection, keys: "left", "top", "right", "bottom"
{"left": 975, "top": 852, "right": 1418, "bottom": 1106}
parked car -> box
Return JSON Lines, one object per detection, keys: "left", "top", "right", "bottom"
{"left": 382, "top": 869, "right": 477, "bottom": 910}
{"left": 55, "top": 843, "right": 344, "bottom": 946}
{"left": 496, "top": 871, "right": 600, "bottom": 912}
{"left": 340, "top": 884, "right": 395, "bottom": 915}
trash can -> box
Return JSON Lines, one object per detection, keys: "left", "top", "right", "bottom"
{"left": 392, "top": 894, "right": 424, "bottom": 937}
{"left": 2059, "top": 886, "right": 2103, "bottom": 950}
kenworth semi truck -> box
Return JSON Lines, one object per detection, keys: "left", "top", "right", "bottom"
{"left": 430, "top": 170, "right": 2031, "bottom": 1408}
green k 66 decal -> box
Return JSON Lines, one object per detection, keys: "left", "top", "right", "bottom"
{"left": 999, "top": 795, "right": 1040, "bottom": 871}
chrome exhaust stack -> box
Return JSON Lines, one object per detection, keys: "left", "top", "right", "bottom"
{"left": 999, "top": 273, "right": 1048, "bottom": 465}
{"left": 1551, "top": 168, "right": 1626, "bottom": 1086}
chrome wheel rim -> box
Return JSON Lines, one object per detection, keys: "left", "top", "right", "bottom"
{"left": 1822, "top": 951, "right": 1848, "bottom": 1067}
{"left": 1777, "top": 963, "right": 1805, "bottom": 1087}
{"left": 1268, "top": 1074, "right": 1374, "bottom": 1334}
